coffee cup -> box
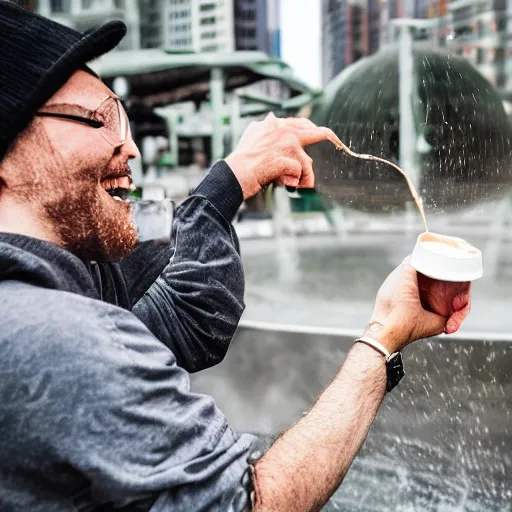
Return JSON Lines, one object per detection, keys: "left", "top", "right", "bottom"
{"left": 410, "top": 232, "right": 483, "bottom": 282}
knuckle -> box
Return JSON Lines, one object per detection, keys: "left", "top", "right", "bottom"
{"left": 282, "top": 133, "right": 298, "bottom": 147}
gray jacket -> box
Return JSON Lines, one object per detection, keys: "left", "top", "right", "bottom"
{"left": 0, "top": 161, "right": 256, "bottom": 511}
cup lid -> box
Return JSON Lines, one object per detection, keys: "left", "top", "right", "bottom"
{"left": 410, "top": 232, "right": 483, "bottom": 282}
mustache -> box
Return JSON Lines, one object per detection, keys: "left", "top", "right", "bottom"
{"left": 101, "top": 160, "right": 131, "bottom": 180}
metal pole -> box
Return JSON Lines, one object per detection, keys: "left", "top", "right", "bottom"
{"left": 210, "top": 68, "right": 225, "bottom": 162}
{"left": 167, "top": 111, "right": 179, "bottom": 168}
{"left": 230, "top": 91, "right": 241, "bottom": 153}
{"left": 398, "top": 25, "right": 420, "bottom": 232}
{"left": 398, "top": 25, "right": 418, "bottom": 189}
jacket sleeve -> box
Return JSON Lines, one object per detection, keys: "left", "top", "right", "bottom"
{"left": 121, "top": 160, "right": 246, "bottom": 373}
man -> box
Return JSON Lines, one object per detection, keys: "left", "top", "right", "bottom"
{"left": 0, "top": 3, "right": 471, "bottom": 511}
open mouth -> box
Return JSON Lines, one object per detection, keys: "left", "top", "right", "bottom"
{"left": 101, "top": 175, "right": 132, "bottom": 201}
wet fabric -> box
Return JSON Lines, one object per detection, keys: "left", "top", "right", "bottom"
{"left": 0, "top": 161, "right": 256, "bottom": 511}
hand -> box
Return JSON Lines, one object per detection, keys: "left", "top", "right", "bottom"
{"left": 224, "top": 113, "right": 341, "bottom": 199}
{"left": 365, "top": 258, "right": 472, "bottom": 353}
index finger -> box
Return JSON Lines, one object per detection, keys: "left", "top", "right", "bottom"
{"left": 297, "top": 126, "right": 342, "bottom": 148}
{"left": 280, "top": 118, "right": 343, "bottom": 148}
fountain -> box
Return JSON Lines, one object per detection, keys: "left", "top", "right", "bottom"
{"left": 307, "top": 44, "right": 512, "bottom": 213}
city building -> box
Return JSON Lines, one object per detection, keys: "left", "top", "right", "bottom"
{"left": 447, "top": 0, "right": 508, "bottom": 93}
{"left": 233, "top": 0, "right": 279, "bottom": 56}
{"left": 140, "top": 0, "right": 279, "bottom": 56}
{"left": 140, "top": 0, "right": 235, "bottom": 53}
{"left": 234, "top": 0, "right": 268, "bottom": 52}
{"left": 407, "top": 0, "right": 508, "bottom": 94}
{"left": 266, "top": 0, "right": 281, "bottom": 58}
{"left": 323, "top": 0, "right": 510, "bottom": 97}
{"left": 36, "top": 0, "right": 141, "bottom": 50}
{"left": 322, "top": 0, "right": 381, "bottom": 86}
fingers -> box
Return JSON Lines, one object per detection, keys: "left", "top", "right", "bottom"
{"left": 296, "top": 149, "right": 315, "bottom": 188}
{"left": 297, "top": 126, "right": 342, "bottom": 148}
{"left": 452, "top": 283, "right": 471, "bottom": 311}
{"left": 280, "top": 118, "right": 343, "bottom": 148}
{"left": 274, "top": 157, "right": 302, "bottom": 188}
{"left": 445, "top": 296, "right": 471, "bottom": 334}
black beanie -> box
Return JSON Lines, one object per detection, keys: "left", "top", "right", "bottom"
{"left": 0, "top": 0, "right": 127, "bottom": 161}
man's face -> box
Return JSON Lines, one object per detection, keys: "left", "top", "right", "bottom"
{"left": 6, "top": 70, "right": 141, "bottom": 262}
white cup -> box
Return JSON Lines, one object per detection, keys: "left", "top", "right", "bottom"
{"left": 410, "top": 232, "right": 483, "bottom": 282}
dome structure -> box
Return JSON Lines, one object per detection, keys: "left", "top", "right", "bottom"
{"left": 308, "top": 45, "right": 512, "bottom": 212}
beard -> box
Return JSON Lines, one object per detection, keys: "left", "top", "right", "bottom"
{"left": 41, "top": 159, "right": 139, "bottom": 262}
{"left": 6, "top": 121, "right": 139, "bottom": 262}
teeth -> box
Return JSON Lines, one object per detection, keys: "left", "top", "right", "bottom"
{"left": 113, "top": 196, "right": 123, "bottom": 201}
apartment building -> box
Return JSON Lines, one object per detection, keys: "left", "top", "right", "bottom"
{"left": 37, "top": 0, "right": 141, "bottom": 50}
{"left": 322, "top": 0, "right": 381, "bottom": 86}
{"left": 140, "top": 0, "right": 235, "bottom": 52}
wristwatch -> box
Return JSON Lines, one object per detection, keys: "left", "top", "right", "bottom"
{"left": 354, "top": 336, "right": 405, "bottom": 392}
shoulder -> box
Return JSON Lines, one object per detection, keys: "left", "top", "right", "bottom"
{"left": 0, "top": 281, "right": 176, "bottom": 371}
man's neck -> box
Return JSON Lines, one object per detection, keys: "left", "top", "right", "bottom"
{"left": 0, "top": 194, "right": 60, "bottom": 245}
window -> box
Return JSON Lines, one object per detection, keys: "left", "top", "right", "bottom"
{"left": 201, "top": 16, "right": 216, "bottom": 25}
{"left": 200, "top": 3, "right": 216, "bottom": 12}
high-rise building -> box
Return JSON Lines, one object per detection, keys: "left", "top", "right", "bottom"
{"left": 140, "top": 0, "right": 279, "bottom": 56}
{"left": 139, "top": 0, "right": 235, "bottom": 52}
{"left": 233, "top": 0, "right": 279, "bottom": 56}
{"left": 448, "top": 0, "right": 507, "bottom": 92}
{"left": 37, "top": 0, "right": 141, "bottom": 50}
{"left": 322, "top": 0, "right": 381, "bottom": 86}
{"left": 266, "top": 0, "right": 280, "bottom": 58}
{"left": 234, "top": 0, "right": 267, "bottom": 52}
{"left": 233, "top": 0, "right": 283, "bottom": 97}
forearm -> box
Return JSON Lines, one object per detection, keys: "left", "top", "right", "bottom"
{"left": 253, "top": 343, "right": 386, "bottom": 512}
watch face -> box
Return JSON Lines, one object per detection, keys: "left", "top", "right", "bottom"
{"left": 386, "top": 352, "right": 405, "bottom": 392}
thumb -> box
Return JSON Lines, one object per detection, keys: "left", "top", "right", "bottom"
{"left": 418, "top": 310, "right": 447, "bottom": 339}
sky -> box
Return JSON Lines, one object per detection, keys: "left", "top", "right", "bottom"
{"left": 280, "top": 0, "right": 322, "bottom": 89}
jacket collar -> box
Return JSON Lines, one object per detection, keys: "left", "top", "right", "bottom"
{"left": 0, "top": 232, "right": 99, "bottom": 299}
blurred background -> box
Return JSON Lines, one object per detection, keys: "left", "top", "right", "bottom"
{"left": 18, "top": 1, "right": 512, "bottom": 510}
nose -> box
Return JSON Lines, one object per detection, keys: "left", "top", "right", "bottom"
{"left": 119, "top": 133, "right": 141, "bottom": 160}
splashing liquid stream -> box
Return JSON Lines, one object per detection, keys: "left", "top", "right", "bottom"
{"left": 334, "top": 140, "right": 429, "bottom": 232}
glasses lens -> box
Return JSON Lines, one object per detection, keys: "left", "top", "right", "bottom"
{"left": 117, "top": 99, "right": 128, "bottom": 142}
{"left": 97, "top": 97, "right": 127, "bottom": 147}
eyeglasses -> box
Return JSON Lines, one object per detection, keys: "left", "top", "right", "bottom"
{"left": 35, "top": 96, "right": 128, "bottom": 148}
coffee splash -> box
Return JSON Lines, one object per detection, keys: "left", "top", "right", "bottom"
{"left": 334, "top": 140, "right": 428, "bottom": 232}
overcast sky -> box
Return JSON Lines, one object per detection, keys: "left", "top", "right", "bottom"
{"left": 280, "top": 0, "right": 322, "bottom": 89}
